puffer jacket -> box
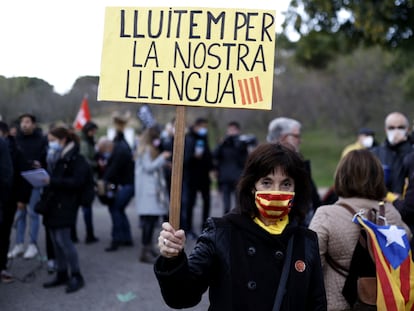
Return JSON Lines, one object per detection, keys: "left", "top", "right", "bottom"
{"left": 154, "top": 212, "right": 327, "bottom": 311}
{"left": 309, "top": 197, "right": 411, "bottom": 311}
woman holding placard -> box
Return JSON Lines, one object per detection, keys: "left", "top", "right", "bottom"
{"left": 154, "top": 143, "right": 327, "bottom": 310}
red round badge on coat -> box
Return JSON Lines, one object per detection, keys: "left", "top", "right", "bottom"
{"left": 294, "top": 260, "right": 306, "bottom": 272}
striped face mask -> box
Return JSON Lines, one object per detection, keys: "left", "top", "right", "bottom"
{"left": 255, "top": 191, "right": 295, "bottom": 220}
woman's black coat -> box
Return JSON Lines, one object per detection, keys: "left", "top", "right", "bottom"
{"left": 43, "top": 143, "right": 89, "bottom": 229}
{"left": 154, "top": 212, "right": 327, "bottom": 311}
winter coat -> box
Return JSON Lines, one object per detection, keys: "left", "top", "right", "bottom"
{"left": 6, "top": 135, "right": 31, "bottom": 204}
{"left": 371, "top": 139, "right": 414, "bottom": 194}
{"left": 0, "top": 138, "right": 13, "bottom": 221}
{"left": 183, "top": 128, "right": 213, "bottom": 186}
{"left": 213, "top": 135, "right": 248, "bottom": 184}
{"left": 15, "top": 127, "right": 48, "bottom": 169}
{"left": 43, "top": 142, "right": 89, "bottom": 228}
{"left": 394, "top": 152, "right": 414, "bottom": 236}
{"left": 104, "top": 132, "right": 134, "bottom": 186}
{"left": 155, "top": 212, "right": 327, "bottom": 311}
{"left": 134, "top": 149, "right": 168, "bottom": 216}
{"left": 309, "top": 197, "right": 411, "bottom": 311}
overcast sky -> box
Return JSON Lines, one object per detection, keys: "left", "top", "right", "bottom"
{"left": 0, "top": 0, "right": 290, "bottom": 95}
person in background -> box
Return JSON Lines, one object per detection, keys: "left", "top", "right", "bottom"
{"left": 95, "top": 136, "right": 113, "bottom": 181}
{"left": 134, "top": 126, "right": 171, "bottom": 263}
{"left": 160, "top": 118, "right": 175, "bottom": 196}
{"left": 76, "top": 121, "right": 99, "bottom": 244}
{"left": 393, "top": 152, "right": 414, "bottom": 249}
{"left": 8, "top": 120, "right": 19, "bottom": 137}
{"left": 0, "top": 122, "right": 24, "bottom": 283}
{"left": 181, "top": 117, "right": 214, "bottom": 239}
{"left": 371, "top": 112, "right": 414, "bottom": 200}
{"left": 154, "top": 143, "right": 327, "bottom": 310}
{"left": 213, "top": 121, "right": 248, "bottom": 214}
{"left": 0, "top": 132, "right": 12, "bottom": 226}
{"left": 340, "top": 127, "right": 376, "bottom": 158}
{"left": 95, "top": 136, "right": 114, "bottom": 206}
{"left": 41, "top": 126, "right": 87, "bottom": 293}
{"left": 266, "top": 117, "right": 321, "bottom": 225}
{"left": 8, "top": 113, "right": 48, "bottom": 259}
{"left": 103, "top": 111, "right": 135, "bottom": 252}
{"left": 309, "top": 149, "right": 411, "bottom": 310}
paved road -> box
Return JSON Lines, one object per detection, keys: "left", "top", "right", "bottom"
{"left": 1, "top": 193, "right": 225, "bottom": 311}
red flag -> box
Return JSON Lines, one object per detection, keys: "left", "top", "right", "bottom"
{"left": 73, "top": 96, "right": 91, "bottom": 130}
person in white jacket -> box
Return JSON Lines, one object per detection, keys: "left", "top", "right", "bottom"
{"left": 134, "top": 126, "right": 171, "bottom": 263}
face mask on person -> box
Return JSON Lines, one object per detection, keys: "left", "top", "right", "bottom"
{"left": 197, "top": 127, "right": 208, "bottom": 136}
{"left": 255, "top": 190, "right": 295, "bottom": 220}
{"left": 48, "top": 141, "right": 62, "bottom": 151}
{"left": 386, "top": 129, "right": 407, "bottom": 145}
{"left": 361, "top": 136, "right": 374, "bottom": 148}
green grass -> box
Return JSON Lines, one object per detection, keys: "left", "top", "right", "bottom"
{"left": 300, "top": 129, "right": 354, "bottom": 188}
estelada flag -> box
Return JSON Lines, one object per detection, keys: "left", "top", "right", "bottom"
{"left": 354, "top": 215, "right": 414, "bottom": 310}
{"left": 73, "top": 96, "right": 91, "bottom": 130}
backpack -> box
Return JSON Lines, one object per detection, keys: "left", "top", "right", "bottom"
{"left": 326, "top": 202, "right": 385, "bottom": 310}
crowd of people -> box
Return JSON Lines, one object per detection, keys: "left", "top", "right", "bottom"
{"left": 154, "top": 111, "right": 414, "bottom": 310}
{"left": 0, "top": 109, "right": 413, "bottom": 310}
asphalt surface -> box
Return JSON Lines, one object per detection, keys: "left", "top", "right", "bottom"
{"left": 1, "top": 192, "right": 225, "bottom": 311}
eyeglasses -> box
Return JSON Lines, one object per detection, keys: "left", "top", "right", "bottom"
{"left": 387, "top": 125, "right": 407, "bottom": 130}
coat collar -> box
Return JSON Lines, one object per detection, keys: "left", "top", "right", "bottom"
{"left": 60, "top": 141, "right": 78, "bottom": 160}
{"left": 223, "top": 212, "right": 300, "bottom": 243}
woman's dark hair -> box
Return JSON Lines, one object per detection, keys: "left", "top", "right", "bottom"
{"left": 49, "top": 126, "right": 80, "bottom": 145}
{"left": 237, "top": 143, "right": 311, "bottom": 223}
{"left": 334, "top": 149, "right": 387, "bottom": 200}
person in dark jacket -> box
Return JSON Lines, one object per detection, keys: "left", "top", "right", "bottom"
{"left": 213, "top": 121, "right": 248, "bottom": 214}
{"left": 8, "top": 113, "right": 48, "bottom": 259}
{"left": 41, "top": 127, "right": 87, "bottom": 293}
{"left": 159, "top": 118, "right": 175, "bottom": 197}
{"left": 181, "top": 117, "right": 214, "bottom": 238}
{"left": 0, "top": 131, "right": 13, "bottom": 282}
{"left": 0, "top": 122, "right": 31, "bottom": 283}
{"left": 74, "top": 121, "right": 99, "bottom": 244}
{"left": 371, "top": 111, "right": 414, "bottom": 198}
{"left": 154, "top": 143, "right": 327, "bottom": 311}
{"left": 394, "top": 152, "right": 414, "bottom": 250}
{"left": 103, "top": 111, "right": 135, "bottom": 252}
{"left": 0, "top": 134, "right": 13, "bottom": 224}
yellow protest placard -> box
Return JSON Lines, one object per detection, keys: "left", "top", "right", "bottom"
{"left": 98, "top": 7, "right": 276, "bottom": 110}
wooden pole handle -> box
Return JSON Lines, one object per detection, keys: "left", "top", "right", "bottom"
{"left": 169, "top": 105, "right": 186, "bottom": 230}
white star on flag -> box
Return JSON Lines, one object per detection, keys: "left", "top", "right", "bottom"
{"left": 378, "top": 225, "right": 407, "bottom": 248}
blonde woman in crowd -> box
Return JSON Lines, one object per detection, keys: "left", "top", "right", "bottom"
{"left": 134, "top": 126, "right": 171, "bottom": 263}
